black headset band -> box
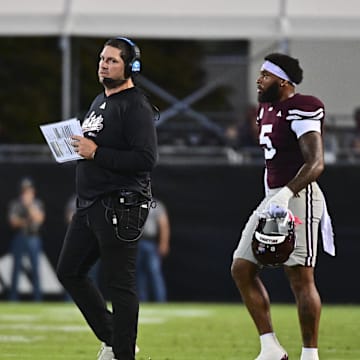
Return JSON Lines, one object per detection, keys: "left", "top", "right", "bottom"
{"left": 114, "top": 37, "right": 141, "bottom": 78}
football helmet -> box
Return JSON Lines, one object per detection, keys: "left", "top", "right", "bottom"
{"left": 252, "top": 210, "right": 296, "bottom": 267}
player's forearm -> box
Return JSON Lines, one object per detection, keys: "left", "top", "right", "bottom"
{"left": 287, "top": 160, "right": 324, "bottom": 195}
{"left": 287, "top": 131, "right": 324, "bottom": 194}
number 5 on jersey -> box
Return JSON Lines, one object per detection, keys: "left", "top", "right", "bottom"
{"left": 259, "top": 124, "right": 276, "bottom": 160}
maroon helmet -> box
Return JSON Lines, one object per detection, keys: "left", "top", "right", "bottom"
{"left": 252, "top": 210, "right": 296, "bottom": 267}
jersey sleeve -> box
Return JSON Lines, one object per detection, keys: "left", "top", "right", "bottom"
{"left": 291, "top": 120, "right": 321, "bottom": 138}
{"left": 286, "top": 96, "right": 324, "bottom": 121}
{"left": 286, "top": 95, "right": 324, "bottom": 138}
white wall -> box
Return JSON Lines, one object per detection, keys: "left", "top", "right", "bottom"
{"left": 249, "top": 39, "right": 360, "bottom": 122}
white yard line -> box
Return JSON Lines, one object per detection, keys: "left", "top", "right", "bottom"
{"left": 0, "top": 335, "right": 44, "bottom": 343}
{"left": 0, "top": 324, "right": 88, "bottom": 332}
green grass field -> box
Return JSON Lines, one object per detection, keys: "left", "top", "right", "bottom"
{"left": 0, "top": 302, "right": 358, "bottom": 359}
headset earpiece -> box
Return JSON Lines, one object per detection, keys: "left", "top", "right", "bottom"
{"left": 115, "top": 37, "right": 141, "bottom": 79}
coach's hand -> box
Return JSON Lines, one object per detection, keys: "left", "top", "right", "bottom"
{"left": 71, "top": 135, "right": 98, "bottom": 160}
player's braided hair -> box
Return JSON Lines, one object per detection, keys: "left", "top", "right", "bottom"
{"left": 265, "top": 53, "right": 303, "bottom": 85}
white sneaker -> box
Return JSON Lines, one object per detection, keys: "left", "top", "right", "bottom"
{"left": 255, "top": 348, "right": 288, "bottom": 360}
{"left": 98, "top": 342, "right": 140, "bottom": 359}
{"left": 97, "top": 343, "right": 114, "bottom": 360}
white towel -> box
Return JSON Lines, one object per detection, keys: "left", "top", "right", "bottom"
{"left": 321, "top": 198, "right": 336, "bottom": 256}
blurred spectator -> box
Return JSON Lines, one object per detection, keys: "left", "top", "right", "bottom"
{"left": 8, "top": 177, "right": 45, "bottom": 301}
{"left": 225, "top": 105, "right": 259, "bottom": 149}
{"left": 323, "top": 125, "right": 339, "bottom": 164}
{"left": 349, "top": 107, "right": 360, "bottom": 152}
{"left": 136, "top": 199, "right": 170, "bottom": 302}
{"left": 341, "top": 107, "right": 360, "bottom": 162}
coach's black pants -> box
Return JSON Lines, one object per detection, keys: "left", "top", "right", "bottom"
{"left": 56, "top": 199, "right": 138, "bottom": 360}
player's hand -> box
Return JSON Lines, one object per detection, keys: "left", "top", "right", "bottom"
{"left": 71, "top": 135, "right": 98, "bottom": 160}
{"left": 264, "top": 186, "right": 294, "bottom": 218}
{"left": 266, "top": 203, "right": 288, "bottom": 218}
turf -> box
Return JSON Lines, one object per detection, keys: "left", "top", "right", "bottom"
{"left": 0, "top": 302, "right": 358, "bottom": 359}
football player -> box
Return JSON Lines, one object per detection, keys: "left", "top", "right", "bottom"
{"left": 231, "top": 53, "right": 335, "bottom": 360}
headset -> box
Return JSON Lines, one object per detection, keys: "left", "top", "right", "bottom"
{"left": 115, "top": 37, "right": 141, "bottom": 79}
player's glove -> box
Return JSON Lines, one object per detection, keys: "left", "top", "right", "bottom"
{"left": 265, "top": 186, "right": 294, "bottom": 218}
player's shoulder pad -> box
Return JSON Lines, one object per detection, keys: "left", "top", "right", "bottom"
{"left": 286, "top": 94, "right": 324, "bottom": 121}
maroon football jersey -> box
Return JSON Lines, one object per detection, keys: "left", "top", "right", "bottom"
{"left": 257, "top": 93, "right": 325, "bottom": 189}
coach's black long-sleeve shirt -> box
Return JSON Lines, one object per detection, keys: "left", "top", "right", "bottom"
{"left": 76, "top": 87, "right": 158, "bottom": 201}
